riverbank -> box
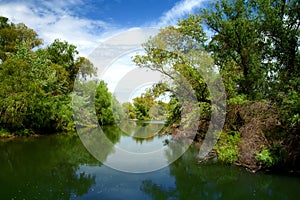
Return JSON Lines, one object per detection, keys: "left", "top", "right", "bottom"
{"left": 163, "top": 102, "right": 300, "bottom": 174}
{"left": 2, "top": 110, "right": 299, "bottom": 175}
{"left": 0, "top": 129, "right": 76, "bottom": 140}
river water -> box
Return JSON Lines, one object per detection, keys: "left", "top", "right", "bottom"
{"left": 0, "top": 122, "right": 299, "bottom": 200}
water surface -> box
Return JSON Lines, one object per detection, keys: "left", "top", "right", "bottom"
{"left": 0, "top": 123, "right": 299, "bottom": 199}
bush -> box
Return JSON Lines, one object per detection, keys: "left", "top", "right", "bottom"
{"left": 256, "top": 147, "right": 275, "bottom": 167}
{"left": 227, "top": 94, "right": 249, "bottom": 105}
{"left": 215, "top": 131, "right": 241, "bottom": 164}
{"left": 256, "top": 145, "right": 287, "bottom": 168}
{"left": 0, "top": 129, "right": 10, "bottom": 137}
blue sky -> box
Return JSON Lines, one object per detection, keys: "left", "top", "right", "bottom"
{"left": 0, "top": 0, "right": 210, "bottom": 56}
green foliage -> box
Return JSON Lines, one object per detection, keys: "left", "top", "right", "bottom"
{"left": 279, "top": 90, "right": 300, "bottom": 127}
{"left": 133, "top": 94, "right": 155, "bottom": 120}
{"left": 95, "top": 81, "right": 114, "bottom": 125}
{"left": 0, "top": 16, "right": 42, "bottom": 61}
{"left": 122, "top": 102, "right": 136, "bottom": 119}
{"left": 165, "top": 97, "right": 181, "bottom": 125}
{"left": 215, "top": 131, "right": 241, "bottom": 164}
{"left": 133, "top": 25, "right": 212, "bottom": 100}
{"left": 202, "top": 0, "right": 299, "bottom": 106}
{"left": 111, "top": 95, "right": 125, "bottom": 122}
{"left": 0, "top": 129, "right": 10, "bottom": 137}
{"left": 256, "top": 148, "right": 275, "bottom": 168}
{"left": 256, "top": 144, "right": 288, "bottom": 168}
{"left": 177, "top": 14, "right": 206, "bottom": 43}
{"left": 95, "top": 80, "right": 124, "bottom": 125}
{"left": 228, "top": 94, "right": 249, "bottom": 105}
{"left": 133, "top": 19, "right": 213, "bottom": 125}
{"left": 0, "top": 43, "right": 71, "bottom": 132}
{"left": 201, "top": 0, "right": 266, "bottom": 100}
{"left": 149, "top": 101, "right": 167, "bottom": 120}
{"left": 45, "top": 39, "right": 96, "bottom": 91}
{"left": 0, "top": 16, "right": 97, "bottom": 135}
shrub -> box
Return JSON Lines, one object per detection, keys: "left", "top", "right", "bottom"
{"left": 227, "top": 94, "right": 249, "bottom": 105}
{"left": 256, "top": 147, "right": 275, "bottom": 167}
{"left": 215, "top": 131, "right": 241, "bottom": 164}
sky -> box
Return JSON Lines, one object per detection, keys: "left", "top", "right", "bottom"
{"left": 0, "top": 0, "right": 210, "bottom": 56}
{"left": 0, "top": 0, "right": 211, "bottom": 100}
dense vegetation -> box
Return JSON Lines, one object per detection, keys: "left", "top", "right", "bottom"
{"left": 0, "top": 0, "right": 299, "bottom": 172}
{"left": 133, "top": 0, "right": 299, "bottom": 171}
{"left": 0, "top": 16, "right": 124, "bottom": 135}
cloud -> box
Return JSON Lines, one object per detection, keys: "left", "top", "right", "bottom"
{"left": 0, "top": 0, "right": 210, "bottom": 56}
{"left": 0, "top": 0, "right": 113, "bottom": 56}
{"left": 157, "top": 0, "right": 208, "bottom": 27}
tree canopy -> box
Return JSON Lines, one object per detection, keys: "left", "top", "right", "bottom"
{"left": 133, "top": 0, "right": 299, "bottom": 170}
{"left": 0, "top": 16, "right": 96, "bottom": 134}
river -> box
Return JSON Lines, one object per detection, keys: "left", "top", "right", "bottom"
{"left": 0, "top": 121, "right": 299, "bottom": 200}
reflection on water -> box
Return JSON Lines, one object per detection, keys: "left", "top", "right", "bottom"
{"left": 141, "top": 146, "right": 300, "bottom": 200}
{"left": 118, "top": 120, "right": 165, "bottom": 141}
{"left": 0, "top": 123, "right": 299, "bottom": 199}
{"left": 0, "top": 134, "right": 99, "bottom": 200}
{"left": 99, "top": 121, "right": 175, "bottom": 173}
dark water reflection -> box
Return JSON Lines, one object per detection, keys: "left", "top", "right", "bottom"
{"left": 0, "top": 134, "right": 99, "bottom": 199}
{"left": 0, "top": 124, "right": 299, "bottom": 200}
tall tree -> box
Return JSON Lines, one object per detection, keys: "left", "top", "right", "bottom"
{"left": 256, "top": 0, "right": 300, "bottom": 125}
{"left": 201, "top": 0, "right": 267, "bottom": 100}
{"left": 201, "top": 0, "right": 299, "bottom": 102}
{"left": 94, "top": 80, "right": 124, "bottom": 125}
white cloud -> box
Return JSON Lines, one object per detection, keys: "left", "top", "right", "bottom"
{"left": 0, "top": 0, "right": 210, "bottom": 56}
{"left": 0, "top": 1, "right": 113, "bottom": 56}
{"left": 157, "top": 0, "right": 208, "bottom": 27}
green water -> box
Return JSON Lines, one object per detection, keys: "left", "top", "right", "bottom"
{"left": 0, "top": 123, "right": 299, "bottom": 200}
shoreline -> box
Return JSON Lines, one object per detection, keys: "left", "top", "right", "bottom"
{"left": 1, "top": 125, "right": 299, "bottom": 176}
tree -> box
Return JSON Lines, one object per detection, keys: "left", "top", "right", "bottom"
{"left": 95, "top": 80, "right": 124, "bottom": 125}
{"left": 201, "top": 0, "right": 266, "bottom": 100}
{"left": 0, "top": 42, "right": 72, "bottom": 132}
{"left": 0, "top": 16, "right": 42, "bottom": 62}
{"left": 111, "top": 95, "right": 125, "bottom": 123}
{"left": 46, "top": 39, "right": 96, "bottom": 91}
{"left": 122, "top": 102, "right": 136, "bottom": 119}
{"left": 202, "top": 0, "right": 300, "bottom": 127}
{"left": 95, "top": 81, "right": 114, "bottom": 125}
{"left": 133, "top": 94, "right": 155, "bottom": 120}
{"left": 255, "top": 0, "right": 300, "bottom": 126}
{"left": 133, "top": 17, "right": 215, "bottom": 124}
{"left": 0, "top": 17, "right": 97, "bottom": 134}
